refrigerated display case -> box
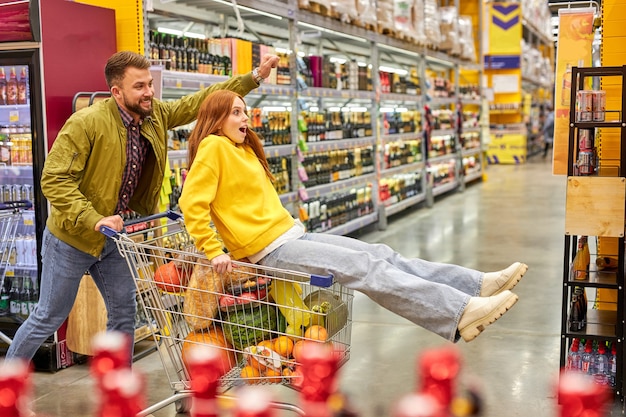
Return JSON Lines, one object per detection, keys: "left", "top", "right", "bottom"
{"left": 0, "top": 0, "right": 117, "bottom": 371}
{"left": 0, "top": 48, "right": 47, "bottom": 366}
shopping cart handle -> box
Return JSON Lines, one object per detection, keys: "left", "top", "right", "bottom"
{"left": 0, "top": 200, "right": 32, "bottom": 211}
{"left": 100, "top": 210, "right": 183, "bottom": 238}
{"left": 310, "top": 273, "right": 334, "bottom": 287}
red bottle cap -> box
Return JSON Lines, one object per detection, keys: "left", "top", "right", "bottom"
{"left": 392, "top": 393, "right": 447, "bottom": 417}
{"left": 234, "top": 386, "right": 275, "bottom": 417}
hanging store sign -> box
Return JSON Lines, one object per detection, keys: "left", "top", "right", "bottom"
{"left": 552, "top": 8, "right": 595, "bottom": 175}
{"left": 483, "top": 3, "right": 521, "bottom": 57}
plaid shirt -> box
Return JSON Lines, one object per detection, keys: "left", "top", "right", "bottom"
{"left": 115, "top": 107, "right": 148, "bottom": 214}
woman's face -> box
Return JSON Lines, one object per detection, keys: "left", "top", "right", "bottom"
{"left": 222, "top": 97, "right": 249, "bottom": 144}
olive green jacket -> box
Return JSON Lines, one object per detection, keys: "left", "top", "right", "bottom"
{"left": 42, "top": 73, "right": 258, "bottom": 257}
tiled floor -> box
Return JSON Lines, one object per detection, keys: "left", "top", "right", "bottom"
{"left": 25, "top": 157, "right": 574, "bottom": 416}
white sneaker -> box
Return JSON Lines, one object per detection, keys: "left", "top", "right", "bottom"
{"left": 458, "top": 290, "right": 519, "bottom": 342}
{"left": 480, "top": 262, "right": 528, "bottom": 297}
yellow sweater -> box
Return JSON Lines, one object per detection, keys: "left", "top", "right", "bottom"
{"left": 179, "top": 135, "right": 295, "bottom": 261}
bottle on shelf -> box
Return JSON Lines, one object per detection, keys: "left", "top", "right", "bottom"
{"left": 581, "top": 339, "right": 594, "bottom": 375}
{"left": 17, "top": 67, "right": 27, "bottom": 105}
{"left": 568, "top": 286, "right": 587, "bottom": 332}
{"left": 19, "top": 276, "right": 32, "bottom": 319}
{"left": 593, "top": 342, "right": 609, "bottom": 385}
{"left": 9, "top": 276, "right": 21, "bottom": 316}
{"left": 572, "top": 236, "right": 590, "bottom": 280}
{"left": 0, "top": 67, "right": 6, "bottom": 105}
{"left": 608, "top": 342, "right": 617, "bottom": 387}
{"left": 6, "top": 67, "right": 17, "bottom": 105}
{"left": 0, "top": 277, "right": 10, "bottom": 315}
{"left": 565, "top": 338, "right": 582, "bottom": 373}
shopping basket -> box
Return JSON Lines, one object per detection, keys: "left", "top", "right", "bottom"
{"left": 101, "top": 211, "right": 354, "bottom": 416}
{"left": 0, "top": 200, "right": 33, "bottom": 346}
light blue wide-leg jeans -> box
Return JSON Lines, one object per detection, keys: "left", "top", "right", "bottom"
{"left": 6, "top": 227, "right": 136, "bottom": 361}
{"left": 257, "top": 233, "right": 483, "bottom": 342}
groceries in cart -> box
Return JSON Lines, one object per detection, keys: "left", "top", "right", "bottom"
{"left": 100, "top": 211, "right": 354, "bottom": 414}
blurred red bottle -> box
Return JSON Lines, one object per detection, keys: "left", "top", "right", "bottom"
{"left": 0, "top": 358, "right": 32, "bottom": 417}
{"left": 234, "top": 386, "right": 275, "bottom": 417}
{"left": 90, "top": 331, "right": 132, "bottom": 386}
{"left": 298, "top": 341, "right": 341, "bottom": 417}
{"left": 418, "top": 346, "right": 462, "bottom": 410}
{"left": 186, "top": 345, "right": 227, "bottom": 417}
{"left": 558, "top": 371, "right": 611, "bottom": 417}
{"left": 96, "top": 368, "right": 146, "bottom": 417}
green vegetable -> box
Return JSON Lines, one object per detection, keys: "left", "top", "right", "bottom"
{"left": 221, "top": 305, "right": 279, "bottom": 351}
{"left": 303, "top": 290, "right": 349, "bottom": 337}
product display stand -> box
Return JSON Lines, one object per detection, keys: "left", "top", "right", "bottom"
{"left": 560, "top": 65, "right": 626, "bottom": 409}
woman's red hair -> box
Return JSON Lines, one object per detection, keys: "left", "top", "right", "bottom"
{"left": 187, "top": 89, "right": 274, "bottom": 180}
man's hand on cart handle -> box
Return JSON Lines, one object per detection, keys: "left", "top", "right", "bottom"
{"left": 211, "top": 253, "right": 233, "bottom": 275}
{"left": 95, "top": 214, "right": 124, "bottom": 233}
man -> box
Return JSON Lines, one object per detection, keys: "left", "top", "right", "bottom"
{"left": 6, "top": 50, "right": 279, "bottom": 363}
{"left": 542, "top": 105, "right": 555, "bottom": 158}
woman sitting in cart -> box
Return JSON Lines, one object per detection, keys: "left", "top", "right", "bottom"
{"left": 178, "top": 89, "right": 527, "bottom": 343}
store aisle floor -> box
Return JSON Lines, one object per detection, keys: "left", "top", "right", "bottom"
{"left": 28, "top": 158, "right": 568, "bottom": 417}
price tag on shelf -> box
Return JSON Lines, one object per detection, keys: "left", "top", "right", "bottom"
{"left": 199, "top": 82, "right": 205, "bottom": 89}
{"left": 9, "top": 110, "right": 19, "bottom": 123}
{"left": 176, "top": 79, "right": 182, "bottom": 88}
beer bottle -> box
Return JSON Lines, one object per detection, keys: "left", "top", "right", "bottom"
{"left": 17, "top": 67, "right": 27, "bottom": 105}
{"left": 9, "top": 276, "right": 20, "bottom": 315}
{"left": 19, "top": 277, "right": 32, "bottom": 319}
{"left": 0, "top": 67, "right": 6, "bottom": 105}
{"left": 6, "top": 67, "right": 17, "bottom": 105}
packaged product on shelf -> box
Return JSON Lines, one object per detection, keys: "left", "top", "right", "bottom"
{"left": 330, "top": 0, "right": 356, "bottom": 23}
{"left": 355, "top": 0, "right": 377, "bottom": 29}
{"left": 458, "top": 15, "right": 477, "bottom": 62}
{"left": 422, "top": 0, "right": 442, "bottom": 48}
{"left": 376, "top": 0, "right": 395, "bottom": 35}
{"left": 438, "top": 6, "right": 461, "bottom": 56}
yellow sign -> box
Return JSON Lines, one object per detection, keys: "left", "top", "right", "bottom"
{"left": 486, "top": 3, "right": 521, "bottom": 56}
{"left": 486, "top": 132, "right": 527, "bottom": 164}
{"left": 552, "top": 8, "right": 595, "bottom": 175}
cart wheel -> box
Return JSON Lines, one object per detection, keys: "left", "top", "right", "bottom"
{"left": 175, "top": 396, "right": 192, "bottom": 414}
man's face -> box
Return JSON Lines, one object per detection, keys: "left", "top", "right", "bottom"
{"left": 111, "top": 67, "right": 154, "bottom": 120}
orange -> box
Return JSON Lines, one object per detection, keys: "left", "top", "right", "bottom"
{"left": 240, "top": 365, "right": 262, "bottom": 384}
{"left": 304, "top": 325, "right": 328, "bottom": 342}
{"left": 273, "top": 336, "right": 294, "bottom": 358}
{"left": 181, "top": 329, "right": 236, "bottom": 375}
{"left": 264, "top": 367, "right": 283, "bottom": 383}
{"left": 257, "top": 339, "right": 274, "bottom": 351}
{"left": 292, "top": 340, "right": 307, "bottom": 362}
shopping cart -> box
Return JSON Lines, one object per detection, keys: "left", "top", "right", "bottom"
{"left": 0, "top": 200, "right": 33, "bottom": 346}
{"left": 101, "top": 211, "right": 353, "bottom": 416}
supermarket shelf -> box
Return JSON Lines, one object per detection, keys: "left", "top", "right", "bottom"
{"left": 432, "top": 179, "right": 459, "bottom": 197}
{"left": 279, "top": 191, "right": 298, "bottom": 206}
{"left": 380, "top": 92, "right": 423, "bottom": 104}
{"left": 431, "top": 128, "right": 456, "bottom": 137}
{"left": 463, "top": 170, "right": 482, "bottom": 184}
{"left": 566, "top": 270, "right": 619, "bottom": 288}
{"left": 298, "top": 86, "right": 376, "bottom": 101}
{"left": 384, "top": 192, "right": 426, "bottom": 217}
{"left": 564, "top": 309, "right": 618, "bottom": 340}
{"left": 381, "top": 132, "right": 422, "bottom": 143}
{"left": 264, "top": 144, "right": 295, "bottom": 158}
{"left": 428, "top": 154, "right": 457, "bottom": 165}
{"left": 0, "top": 165, "right": 33, "bottom": 180}
{"left": 462, "top": 126, "right": 481, "bottom": 134}
{"left": 304, "top": 136, "right": 376, "bottom": 153}
{"left": 323, "top": 211, "right": 378, "bottom": 236}
{"left": 304, "top": 173, "right": 376, "bottom": 199}
{"left": 381, "top": 161, "right": 425, "bottom": 176}
{"left": 462, "top": 147, "right": 482, "bottom": 157}
{"left": 429, "top": 97, "right": 457, "bottom": 107}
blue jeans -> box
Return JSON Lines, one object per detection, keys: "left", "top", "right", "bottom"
{"left": 6, "top": 227, "right": 136, "bottom": 361}
{"left": 257, "top": 233, "right": 483, "bottom": 342}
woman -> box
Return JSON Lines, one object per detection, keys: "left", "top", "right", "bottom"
{"left": 179, "top": 90, "right": 527, "bottom": 343}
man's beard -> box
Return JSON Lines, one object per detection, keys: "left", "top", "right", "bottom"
{"left": 124, "top": 96, "right": 153, "bottom": 119}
